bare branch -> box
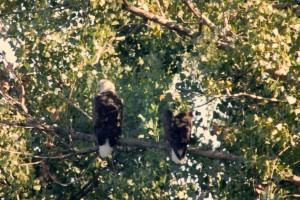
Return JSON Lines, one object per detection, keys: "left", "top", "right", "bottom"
{"left": 1, "top": 120, "right": 300, "bottom": 185}
{"left": 182, "top": 0, "right": 236, "bottom": 49}
{"left": 272, "top": 3, "right": 300, "bottom": 11}
{"left": 110, "top": 24, "right": 146, "bottom": 42}
{"left": 0, "top": 58, "right": 30, "bottom": 114}
{"left": 118, "top": 138, "right": 237, "bottom": 161}
{"left": 268, "top": 145, "right": 292, "bottom": 197}
{"left": 178, "top": 16, "right": 199, "bottom": 24}
{"left": 48, "top": 156, "right": 98, "bottom": 187}
{"left": 0, "top": 89, "right": 28, "bottom": 113}
{"left": 283, "top": 194, "right": 300, "bottom": 198}
{"left": 0, "top": 3, "right": 71, "bottom": 17}
{"left": 154, "top": 0, "right": 166, "bottom": 18}
{"left": 214, "top": 92, "right": 285, "bottom": 103}
{"left": 72, "top": 174, "right": 100, "bottom": 199}
{"left": 182, "top": 0, "right": 217, "bottom": 31}
{"left": 122, "top": 0, "right": 196, "bottom": 37}
{"left": 0, "top": 143, "right": 96, "bottom": 160}
{"left": 284, "top": 175, "right": 300, "bottom": 186}
{"left": 0, "top": 120, "right": 236, "bottom": 161}
{"left": 0, "top": 120, "right": 32, "bottom": 128}
{"left": 61, "top": 95, "right": 92, "bottom": 122}
{"left": 19, "top": 160, "right": 44, "bottom": 166}
{"left": 216, "top": 41, "right": 236, "bottom": 49}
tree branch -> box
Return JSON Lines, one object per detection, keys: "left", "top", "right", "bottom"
{"left": 0, "top": 89, "right": 28, "bottom": 113}
{"left": 272, "top": 3, "right": 300, "bottom": 11}
{"left": 182, "top": 0, "right": 217, "bottom": 31}
{"left": 182, "top": 0, "right": 235, "bottom": 49}
{"left": 284, "top": 175, "right": 300, "bottom": 186}
{"left": 110, "top": 24, "right": 146, "bottom": 42}
{"left": 154, "top": 0, "right": 166, "bottom": 18}
{"left": 122, "top": 0, "right": 196, "bottom": 37}
{"left": 61, "top": 95, "right": 92, "bottom": 122}
{"left": 283, "top": 194, "right": 300, "bottom": 198}
{"left": 0, "top": 3, "right": 71, "bottom": 17}
{"left": 213, "top": 92, "right": 286, "bottom": 103}
{"left": 1, "top": 120, "right": 299, "bottom": 185}
{"left": 0, "top": 120, "right": 236, "bottom": 161}
{"left": 118, "top": 138, "right": 237, "bottom": 161}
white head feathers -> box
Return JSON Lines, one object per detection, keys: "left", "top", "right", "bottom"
{"left": 97, "top": 79, "right": 116, "bottom": 93}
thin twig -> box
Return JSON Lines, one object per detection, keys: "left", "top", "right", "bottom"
{"left": 0, "top": 3, "right": 71, "bottom": 17}
{"left": 194, "top": 97, "right": 217, "bottom": 108}
{"left": 214, "top": 92, "right": 285, "bottom": 103}
{"left": 19, "top": 160, "right": 45, "bottom": 166}
{"left": 0, "top": 146, "right": 97, "bottom": 160}
{"left": 195, "top": 91, "right": 284, "bottom": 109}
{"left": 182, "top": 0, "right": 236, "bottom": 49}
{"left": 48, "top": 156, "right": 98, "bottom": 187}
{"left": 178, "top": 16, "right": 198, "bottom": 24}
{"left": 268, "top": 145, "right": 291, "bottom": 198}
{"left": 73, "top": 173, "right": 100, "bottom": 199}
{"left": 60, "top": 95, "right": 92, "bottom": 121}
{"left": 110, "top": 24, "right": 146, "bottom": 42}
{"left": 154, "top": 0, "right": 166, "bottom": 18}
{"left": 182, "top": 0, "right": 217, "bottom": 31}
{"left": 283, "top": 194, "right": 300, "bottom": 198}
{"left": 0, "top": 89, "right": 28, "bottom": 113}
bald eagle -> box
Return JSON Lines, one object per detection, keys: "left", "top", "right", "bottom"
{"left": 163, "top": 109, "right": 193, "bottom": 164}
{"left": 93, "top": 79, "right": 123, "bottom": 158}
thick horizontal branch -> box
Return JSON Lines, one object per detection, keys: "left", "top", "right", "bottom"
{"left": 1, "top": 120, "right": 299, "bottom": 185}
{"left": 0, "top": 120, "right": 236, "bottom": 161}
{"left": 118, "top": 138, "right": 237, "bottom": 161}
{"left": 122, "top": 0, "right": 196, "bottom": 37}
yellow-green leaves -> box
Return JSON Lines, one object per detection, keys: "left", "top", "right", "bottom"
{"left": 286, "top": 96, "right": 297, "bottom": 105}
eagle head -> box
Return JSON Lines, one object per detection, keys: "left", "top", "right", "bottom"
{"left": 96, "top": 79, "right": 116, "bottom": 94}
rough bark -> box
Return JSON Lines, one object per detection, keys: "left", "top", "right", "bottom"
{"left": 122, "top": 0, "right": 196, "bottom": 37}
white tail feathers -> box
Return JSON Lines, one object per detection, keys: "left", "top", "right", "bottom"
{"left": 171, "top": 149, "right": 186, "bottom": 164}
{"left": 99, "top": 139, "right": 113, "bottom": 158}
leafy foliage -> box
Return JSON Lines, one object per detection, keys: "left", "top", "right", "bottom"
{"left": 0, "top": 0, "right": 300, "bottom": 199}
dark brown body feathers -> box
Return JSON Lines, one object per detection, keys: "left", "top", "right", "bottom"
{"left": 93, "top": 91, "right": 123, "bottom": 148}
{"left": 163, "top": 109, "right": 193, "bottom": 162}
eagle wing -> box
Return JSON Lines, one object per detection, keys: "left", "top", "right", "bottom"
{"left": 173, "top": 110, "right": 193, "bottom": 160}
{"left": 93, "top": 91, "right": 123, "bottom": 148}
{"left": 162, "top": 109, "right": 174, "bottom": 144}
{"left": 163, "top": 109, "right": 193, "bottom": 162}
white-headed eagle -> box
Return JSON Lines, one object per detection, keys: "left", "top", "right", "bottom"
{"left": 163, "top": 109, "right": 193, "bottom": 164}
{"left": 92, "top": 79, "right": 123, "bottom": 158}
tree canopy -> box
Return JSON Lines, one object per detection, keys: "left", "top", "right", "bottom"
{"left": 0, "top": 0, "right": 300, "bottom": 199}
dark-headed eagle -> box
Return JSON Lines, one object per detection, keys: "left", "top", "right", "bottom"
{"left": 163, "top": 109, "right": 193, "bottom": 164}
{"left": 93, "top": 79, "right": 123, "bottom": 158}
